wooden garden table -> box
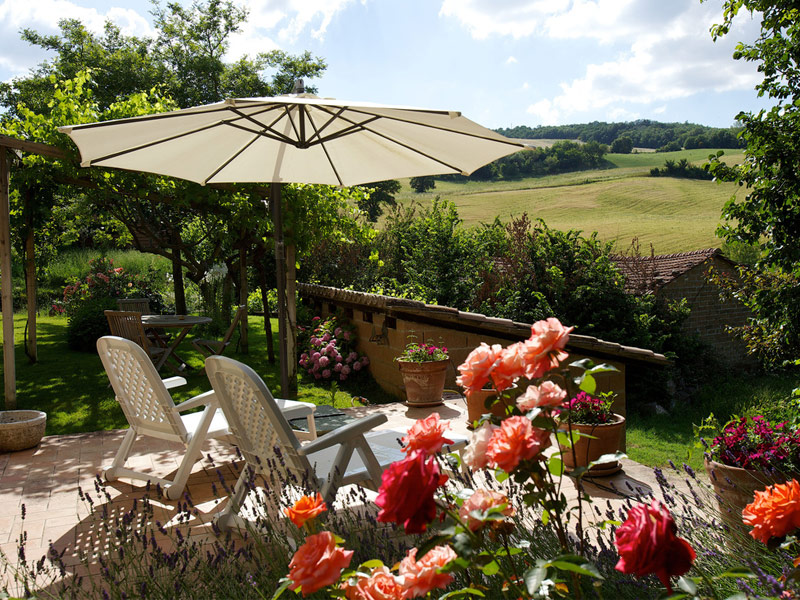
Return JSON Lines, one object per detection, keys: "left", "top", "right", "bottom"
{"left": 142, "top": 315, "right": 212, "bottom": 372}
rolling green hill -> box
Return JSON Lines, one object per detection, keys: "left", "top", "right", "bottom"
{"left": 390, "top": 149, "right": 745, "bottom": 254}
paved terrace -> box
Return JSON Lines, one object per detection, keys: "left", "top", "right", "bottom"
{"left": 0, "top": 396, "right": 665, "bottom": 595}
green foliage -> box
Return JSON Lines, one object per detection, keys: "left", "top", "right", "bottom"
{"left": 409, "top": 176, "right": 436, "bottom": 193}
{"left": 657, "top": 140, "right": 682, "bottom": 152}
{"left": 707, "top": 1, "right": 800, "bottom": 275}
{"left": 610, "top": 136, "right": 633, "bottom": 154}
{"left": 65, "top": 296, "right": 118, "bottom": 352}
{"left": 357, "top": 180, "right": 401, "bottom": 222}
{"left": 650, "top": 158, "right": 713, "bottom": 180}
{"left": 498, "top": 119, "right": 743, "bottom": 149}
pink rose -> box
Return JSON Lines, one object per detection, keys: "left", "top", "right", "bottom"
{"left": 288, "top": 531, "right": 353, "bottom": 596}
{"left": 458, "top": 490, "right": 515, "bottom": 532}
{"left": 342, "top": 365, "right": 351, "bottom": 375}
{"left": 322, "top": 369, "right": 331, "bottom": 378}
{"left": 334, "top": 363, "right": 343, "bottom": 372}
{"left": 353, "top": 361, "right": 362, "bottom": 371}
{"left": 462, "top": 422, "right": 498, "bottom": 470}
{"left": 491, "top": 342, "right": 526, "bottom": 392}
{"left": 519, "top": 318, "right": 573, "bottom": 378}
{"left": 398, "top": 546, "right": 456, "bottom": 599}
{"left": 456, "top": 343, "right": 502, "bottom": 397}
{"left": 485, "top": 416, "right": 550, "bottom": 473}
{"left": 516, "top": 381, "right": 567, "bottom": 411}
{"left": 342, "top": 566, "right": 403, "bottom": 600}
{"left": 376, "top": 450, "right": 448, "bottom": 534}
{"left": 319, "top": 356, "right": 330, "bottom": 368}
{"left": 361, "top": 356, "right": 370, "bottom": 366}
{"left": 401, "top": 414, "right": 454, "bottom": 456}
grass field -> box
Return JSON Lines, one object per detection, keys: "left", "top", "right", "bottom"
{"left": 390, "top": 148, "right": 747, "bottom": 254}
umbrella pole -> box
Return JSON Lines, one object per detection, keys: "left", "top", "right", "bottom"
{"left": 270, "top": 183, "right": 291, "bottom": 397}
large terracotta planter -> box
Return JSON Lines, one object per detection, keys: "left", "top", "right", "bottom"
{"left": 704, "top": 458, "right": 794, "bottom": 530}
{"left": 465, "top": 386, "right": 517, "bottom": 429}
{"left": 398, "top": 359, "right": 449, "bottom": 407}
{"left": 558, "top": 414, "right": 625, "bottom": 476}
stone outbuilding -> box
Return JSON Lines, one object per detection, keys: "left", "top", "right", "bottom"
{"left": 612, "top": 248, "right": 753, "bottom": 368}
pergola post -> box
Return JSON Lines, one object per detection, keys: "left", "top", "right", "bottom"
{"left": 271, "top": 183, "right": 290, "bottom": 397}
{"left": 0, "top": 146, "right": 16, "bottom": 409}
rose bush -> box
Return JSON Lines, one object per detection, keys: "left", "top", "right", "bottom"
{"left": 298, "top": 315, "right": 369, "bottom": 382}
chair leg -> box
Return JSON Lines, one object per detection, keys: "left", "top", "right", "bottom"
{"left": 105, "top": 428, "right": 137, "bottom": 481}
{"left": 321, "top": 442, "right": 355, "bottom": 506}
{"left": 164, "top": 406, "right": 216, "bottom": 500}
{"left": 215, "top": 465, "right": 251, "bottom": 531}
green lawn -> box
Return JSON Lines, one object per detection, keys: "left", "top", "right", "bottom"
{"left": 391, "top": 148, "right": 746, "bottom": 254}
{"left": 0, "top": 313, "right": 395, "bottom": 435}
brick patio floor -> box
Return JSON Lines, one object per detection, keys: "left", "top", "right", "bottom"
{"left": 0, "top": 396, "right": 661, "bottom": 596}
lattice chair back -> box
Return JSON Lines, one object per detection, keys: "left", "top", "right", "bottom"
{"left": 97, "top": 335, "right": 189, "bottom": 443}
{"left": 117, "top": 298, "right": 151, "bottom": 314}
{"left": 205, "top": 355, "right": 314, "bottom": 485}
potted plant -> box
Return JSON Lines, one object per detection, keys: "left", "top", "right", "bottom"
{"left": 395, "top": 341, "right": 449, "bottom": 407}
{"left": 702, "top": 415, "right": 800, "bottom": 527}
{"left": 558, "top": 391, "right": 625, "bottom": 476}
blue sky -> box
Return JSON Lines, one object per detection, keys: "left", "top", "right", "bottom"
{"left": 0, "top": 0, "right": 771, "bottom": 129}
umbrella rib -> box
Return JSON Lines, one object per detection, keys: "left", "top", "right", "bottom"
{"left": 321, "top": 105, "right": 525, "bottom": 148}
{"left": 309, "top": 116, "right": 382, "bottom": 146}
{"left": 64, "top": 103, "right": 236, "bottom": 131}
{"left": 225, "top": 118, "right": 296, "bottom": 146}
{"left": 81, "top": 120, "right": 229, "bottom": 165}
{"left": 303, "top": 107, "right": 346, "bottom": 145}
{"left": 202, "top": 132, "right": 262, "bottom": 185}
{"left": 305, "top": 111, "right": 344, "bottom": 186}
{"left": 227, "top": 107, "right": 297, "bottom": 144}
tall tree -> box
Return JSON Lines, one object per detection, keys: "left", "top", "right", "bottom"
{"left": 706, "top": 0, "right": 800, "bottom": 273}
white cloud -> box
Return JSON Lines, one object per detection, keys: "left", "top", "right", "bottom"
{"left": 653, "top": 105, "right": 666, "bottom": 114}
{"left": 443, "top": 0, "right": 764, "bottom": 124}
{"left": 506, "top": 55, "right": 517, "bottom": 64}
{"left": 0, "top": 0, "right": 152, "bottom": 79}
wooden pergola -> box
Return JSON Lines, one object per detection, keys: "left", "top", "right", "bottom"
{"left": 0, "top": 133, "right": 296, "bottom": 409}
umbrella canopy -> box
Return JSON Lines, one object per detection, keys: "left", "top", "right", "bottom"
{"left": 58, "top": 95, "right": 524, "bottom": 187}
{"left": 58, "top": 92, "right": 525, "bottom": 395}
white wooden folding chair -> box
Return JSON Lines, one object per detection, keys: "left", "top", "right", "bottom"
{"left": 204, "top": 355, "right": 411, "bottom": 529}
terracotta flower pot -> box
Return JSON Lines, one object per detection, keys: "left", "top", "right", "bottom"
{"left": 558, "top": 414, "right": 625, "bottom": 476}
{"left": 704, "top": 458, "right": 795, "bottom": 530}
{"left": 398, "top": 359, "right": 449, "bottom": 407}
{"left": 465, "top": 386, "right": 518, "bottom": 429}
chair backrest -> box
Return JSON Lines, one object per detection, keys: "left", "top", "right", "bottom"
{"left": 218, "top": 305, "right": 247, "bottom": 353}
{"left": 117, "top": 298, "right": 151, "bottom": 314}
{"left": 97, "top": 336, "right": 188, "bottom": 442}
{"left": 105, "top": 310, "right": 151, "bottom": 350}
{"left": 205, "top": 355, "right": 312, "bottom": 481}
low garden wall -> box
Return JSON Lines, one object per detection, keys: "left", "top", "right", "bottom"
{"left": 299, "top": 283, "right": 671, "bottom": 450}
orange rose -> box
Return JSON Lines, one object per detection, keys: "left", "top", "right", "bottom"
{"left": 456, "top": 343, "right": 502, "bottom": 397}
{"left": 485, "top": 415, "right": 551, "bottom": 472}
{"left": 288, "top": 531, "right": 353, "bottom": 596}
{"left": 402, "top": 414, "right": 454, "bottom": 455}
{"left": 516, "top": 381, "right": 567, "bottom": 411}
{"left": 491, "top": 342, "right": 525, "bottom": 392}
{"left": 285, "top": 493, "right": 327, "bottom": 528}
{"left": 743, "top": 479, "right": 800, "bottom": 544}
{"left": 458, "top": 490, "right": 515, "bottom": 531}
{"left": 462, "top": 422, "right": 499, "bottom": 470}
{"left": 520, "top": 318, "right": 573, "bottom": 379}
{"left": 399, "top": 546, "right": 456, "bottom": 599}
{"left": 342, "top": 566, "right": 403, "bottom": 600}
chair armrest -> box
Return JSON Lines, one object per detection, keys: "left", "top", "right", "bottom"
{"left": 163, "top": 376, "right": 187, "bottom": 390}
{"left": 298, "top": 413, "right": 388, "bottom": 456}
{"left": 175, "top": 390, "right": 217, "bottom": 412}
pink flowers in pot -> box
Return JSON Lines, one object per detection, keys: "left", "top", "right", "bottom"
{"left": 298, "top": 315, "right": 369, "bottom": 382}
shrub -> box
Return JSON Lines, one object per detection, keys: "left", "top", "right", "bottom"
{"left": 66, "top": 296, "right": 118, "bottom": 351}
{"left": 297, "top": 315, "right": 369, "bottom": 382}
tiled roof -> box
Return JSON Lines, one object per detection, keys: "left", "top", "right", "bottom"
{"left": 299, "top": 283, "right": 670, "bottom": 366}
{"left": 611, "top": 248, "right": 734, "bottom": 293}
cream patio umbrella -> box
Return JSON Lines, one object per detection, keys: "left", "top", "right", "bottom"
{"left": 58, "top": 86, "right": 525, "bottom": 393}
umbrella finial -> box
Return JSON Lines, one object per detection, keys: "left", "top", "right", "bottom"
{"left": 292, "top": 79, "right": 305, "bottom": 94}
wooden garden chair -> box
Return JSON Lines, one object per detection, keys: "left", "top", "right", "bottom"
{"left": 104, "top": 309, "right": 171, "bottom": 371}
{"left": 117, "top": 298, "right": 151, "bottom": 313}
{"left": 192, "top": 305, "right": 247, "bottom": 358}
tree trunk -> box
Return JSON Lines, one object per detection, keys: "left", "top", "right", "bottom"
{"left": 286, "top": 243, "right": 298, "bottom": 394}
{"left": 258, "top": 265, "right": 275, "bottom": 363}
{"left": 171, "top": 247, "right": 186, "bottom": 314}
{"left": 24, "top": 189, "right": 37, "bottom": 363}
{"left": 0, "top": 147, "right": 15, "bottom": 409}
{"left": 238, "top": 245, "right": 248, "bottom": 353}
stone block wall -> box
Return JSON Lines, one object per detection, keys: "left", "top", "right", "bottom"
{"left": 300, "top": 284, "right": 672, "bottom": 451}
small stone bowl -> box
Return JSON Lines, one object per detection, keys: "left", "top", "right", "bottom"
{"left": 0, "top": 410, "right": 47, "bottom": 453}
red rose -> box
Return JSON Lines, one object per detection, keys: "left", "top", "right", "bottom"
{"left": 614, "top": 499, "right": 696, "bottom": 593}
{"left": 376, "top": 450, "right": 448, "bottom": 534}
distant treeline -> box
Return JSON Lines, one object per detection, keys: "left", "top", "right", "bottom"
{"left": 650, "top": 158, "right": 713, "bottom": 180}
{"left": 497, "top": 120, "right": 743, "bottom": 150}
{"left": 441, "top": 140, "right": 608, "bottom": 182}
